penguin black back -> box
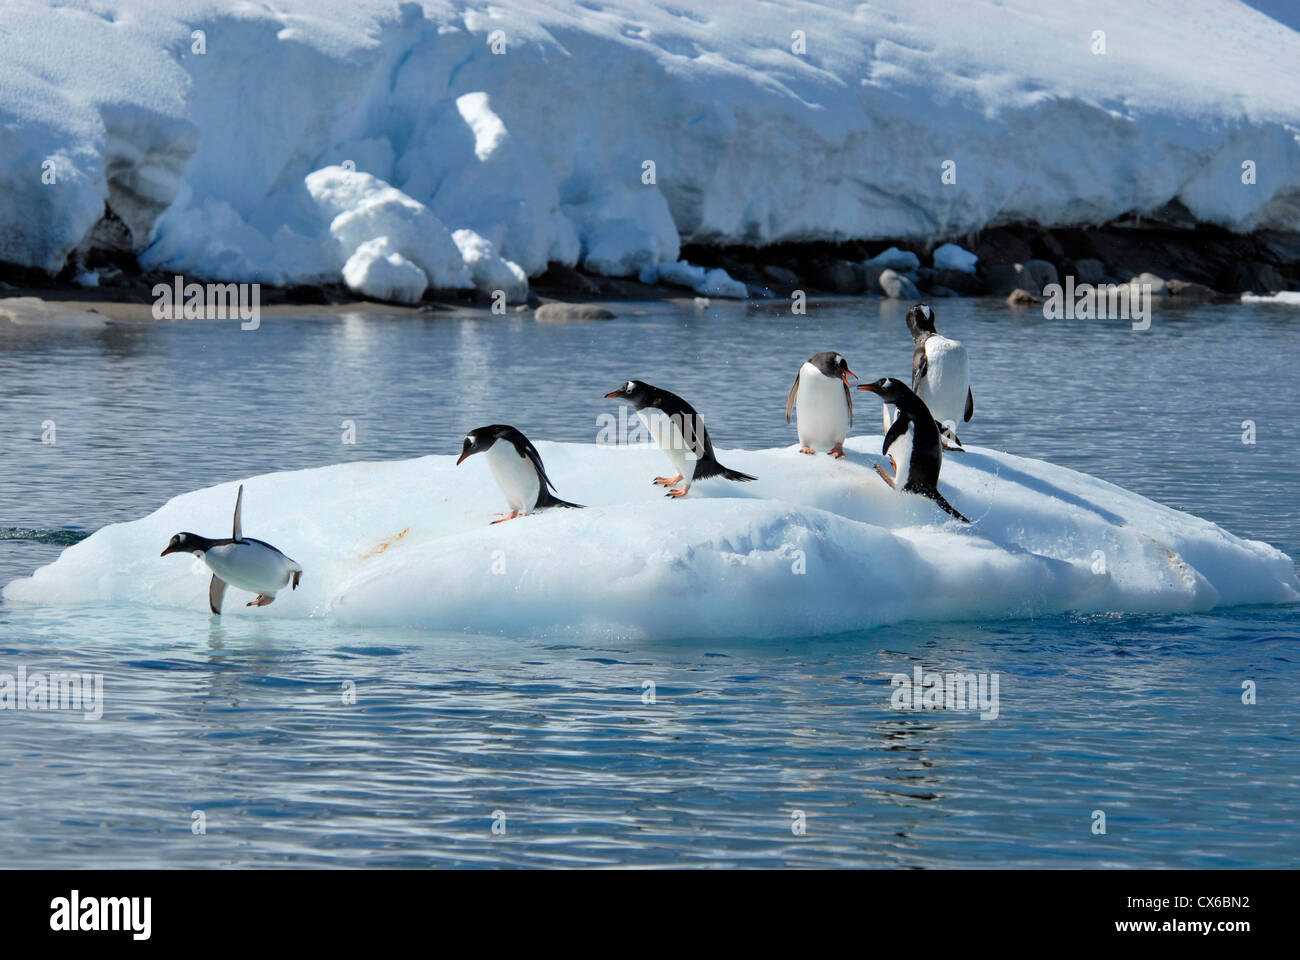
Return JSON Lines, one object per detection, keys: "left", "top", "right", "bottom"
{"left": 858, "top": 377, "right": 969, "bottom": 522}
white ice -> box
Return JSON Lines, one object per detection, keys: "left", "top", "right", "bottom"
{"left": 3, "top": 1, "right": 1299, "bottom": 294}
{"left": 6, "top": 439, "right": 1296, "bottom": 640}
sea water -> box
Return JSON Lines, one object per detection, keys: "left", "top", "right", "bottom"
{"left": 0, "top": 297, "right": 1296, "bottom": 867}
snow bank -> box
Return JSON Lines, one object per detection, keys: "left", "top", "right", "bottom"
{"left": 6, "top": 439, "right": 1295, "bottom": 639}
{"left": 3, "top": 0, "right": 1300, "bottom": 291}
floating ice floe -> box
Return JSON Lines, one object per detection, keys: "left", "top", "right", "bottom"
{"left": 6, "top": 439, "right": 1296, "bottom": 640}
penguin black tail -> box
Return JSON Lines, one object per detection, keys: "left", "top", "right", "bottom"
{"left": 916, "top": 485, "right": 969, "bottom": 523}
{"left": 537, "top": 489, "right": 585, "bottom": 510}
{"left": 695, "top": 457, "right": 757, "bottom": 483}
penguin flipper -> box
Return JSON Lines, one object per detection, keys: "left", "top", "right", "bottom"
{"left": 232, "top": 484, "right": 244, "bottom": 540}
{"left": 208, "top": 574, "right": 227, "bottom": 615}
{"left": 964, "top": 387, "right": 974, "bottom": 423}
{"left": 785, "top": 375, "right": 799, "bottom": 424}
{"left": 883, "top": 415, "right": 908, "bottom": 458}
{"left": 937, "top": 420, "right": 964, "bottom": 449}
{"left": 842, "top": 377, "right": 854, "bottom": 428}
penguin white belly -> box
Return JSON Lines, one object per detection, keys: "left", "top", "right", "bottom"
{"left": 916, "top": 336, "right": 970, "bottom": 430}
{"left": 637, "top": 407, "right": 698, "bottom": 482}
{"left": 795, "top": 363, "right": 849, "bottom": 450}
{"left": 885, "top": 421, "right": 915, "bottom": 490}
{"left": 205, "top": 542, "right": 293, "bottom": 595}
{"left": 485, "top": 443, "right": 541, "bottom": 513}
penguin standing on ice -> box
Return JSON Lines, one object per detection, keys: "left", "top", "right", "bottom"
{"left": 457, "top": 424, "right": 583, "bottom": 524}
{"left": 882, "top": 304, "right": 974, "bottom": 450}
{"left": 858, "top": 378, "right": 969, "bottom": 522}
{"left": 161, "top": 484, "right": 303, "bottom": 614}
{"left": 786, "top": 351, "right": 857, "bottom": 457}
{"left": 605, "top": 380, "right": 756, "bottom": 498}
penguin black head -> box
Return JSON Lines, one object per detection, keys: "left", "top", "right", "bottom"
{"left": 809, "top": 351, "right": 857, "bottom": 386}
{"left": 905, "top": 303, "right": 936, "bottom": 338}
{"left": 161, "top": 532, "right": 209, "bottom": 557}
{"left": 857, "top": 377, "right": 909, "bottom": 404}
{"left": 457, "top": 426, "right": 508, "bottom": 465}
{"left": 604, "top": 380, "right": 653, "bottom": 405}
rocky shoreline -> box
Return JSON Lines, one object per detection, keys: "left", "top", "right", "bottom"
{"left": 3, "top": 209, "right": 1297, "bottom": 313}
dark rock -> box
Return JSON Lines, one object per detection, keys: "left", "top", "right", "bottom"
{"left": 984, "top": 263, "right": 1041, "bottom": 297}
{"left": 878, "top": 268, "right": 919, "bottom": 300}
{"left": 915, "top": 267, "right": 937, "bottom": 292}
{"left": 1165, "top": 279, "right": 1219, "bottom": 299}
{"left": 284, "top": 284, "right": 329, "bottom": 305}
{"left": 1022, "top": 259, "right": 1059, "bottom": 292}
{"left": 935, "top": 268, "right": 983, "bottom": 295}
{"left": 534, "top": 262, "right": 600, "bottom": 294}
{"left": 972, "top": 228, "right": 1033, "bottom": 267}
{"left": 930, "top": 285, "right": 959, "bottom": 298}
{"left": 1071, "top": 258, "right": 1106, "bottom": 285}
{"left": 1256, "top": 230, "right": 1300, "bottom": 266}
{"left": 811, "top": 259, "right": 865, "bottom": 294}
{"left": 1217, "top": 260, "right": 1286, "bottom": 294}
{"left": 763, "top": 265, "right": 800, "bottom": 286}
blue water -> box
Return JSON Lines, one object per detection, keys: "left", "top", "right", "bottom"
{"left": 1, "top": 297, "right": 1297, "bottom": 867}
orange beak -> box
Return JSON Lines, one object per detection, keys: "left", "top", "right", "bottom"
{"left": 456, "top": 451, "right": 469, "bottom": 465}
{"left": 857, "top": 383, "right": 877, "bottom": 392}
{"left": 840, "top": 369, "right": 857, "bottom": 387}
{"left": 604, "top": 391, "right": 622, "bottom": 398}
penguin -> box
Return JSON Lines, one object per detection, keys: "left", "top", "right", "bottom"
{"left": 882, "top": 303, "right": 974, "bottom": 450}
{"left": 857, "top": 378, "right": 969, "bottom": 522}
{"left": 785, "top": 351, "right": 857, "bottom": 457}
{"left": 160, "top": 484, "right": 303, "bottom": 614}
{"left": 605, "top": 380, "right": 756, "bottom": 497}
{"left": 457, "top": 424, "right": 583, "bottom": 523}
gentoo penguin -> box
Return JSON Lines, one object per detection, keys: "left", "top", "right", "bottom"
{"left": 457, "top": 424, "right": 583, "bottom": 523}
{"left": 160, "top": 485, "right": 303, "bottom": 614}
{"left": 605, "top": 380, "right": 756, "bottom": 497}
{"left": 883, "top": 303, "right": 974, "bottom": 449}
{"left": 786, "top": 351, "right": 857, "bottom": 457}
{"left": 858, "top": 378, "right": 969, "bottom": 522}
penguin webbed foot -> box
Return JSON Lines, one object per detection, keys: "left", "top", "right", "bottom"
{"left": 247, "top": 594, "right": 275, "bottom": 607}
{"left": 490, "top": 511, "right": 521, "bottom": 525}
{"left": 665, "top": 486, "right": 690, "bottom": 499}
{"left": 873, "top": 463, "right": 896, "bottom": 488}
{"left": 828, "top": 444, "right": 845, "bottom": 459}
{"left": 653, "top": 474, "right": 683, "bottom": 487}
{"left": 798, "top": 446, "right": 815, "bottom": 455}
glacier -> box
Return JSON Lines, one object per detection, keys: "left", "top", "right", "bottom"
{"left": 2, "top": 0, "right": 1300, "bottom": 298}
{"left": 5, "top": 438, "right": 1296, "bottom": 639}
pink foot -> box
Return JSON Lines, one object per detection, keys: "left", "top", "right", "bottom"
{"left": 490, "top": 510, "right": 521, "bottom": 525}
{"left": 829, "top": 444, "right": 846, "bottom": 459}
{"left": 799, "top": 446, "right": 816, "bottom": 455}
{"left": 246, "top": 594, "right": 275, "bottom": 607}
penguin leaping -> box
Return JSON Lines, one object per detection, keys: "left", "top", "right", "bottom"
{"left": 605, "top": 380, "right": 756, "bottom": 498}
{"left": 786, "top": 351, "right": 856, "bottom": 457}
{"left": 885, "top": 303, "right": 974, "bottom": 450}
{"left": 457, "top": 424, "right": 583, "bottom": 524}
{"left": 161, "top": 484, "right": 303, "bottom": 614}
{"left": 858, "top": 378, "right": 969, "bottom": 522}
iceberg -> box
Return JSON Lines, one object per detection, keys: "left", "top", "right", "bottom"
{"left": 5, "top": 439, "right": 1295, "bottom": 639}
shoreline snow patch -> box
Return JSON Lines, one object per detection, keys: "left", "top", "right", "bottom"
{"left": 5, "top": 439, "right": 1295, "bottom": 639}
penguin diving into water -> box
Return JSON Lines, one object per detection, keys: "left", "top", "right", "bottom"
{"left": 786, "top": 351, "right": 856, "bottom": 457}
{"left": 457, "top": 424, "right": 583, "bottom": 523}
{"left": 882, "top": 304, "right": 974, "bottom": 450}
{"left": 605, "top": 380, "right": 756, "bottom": 498}
{"left": 161, "top": 484, "right": 303, "bottom": 614}
{"left": 858, "top": 378, "right": 970, "bottom": 522}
